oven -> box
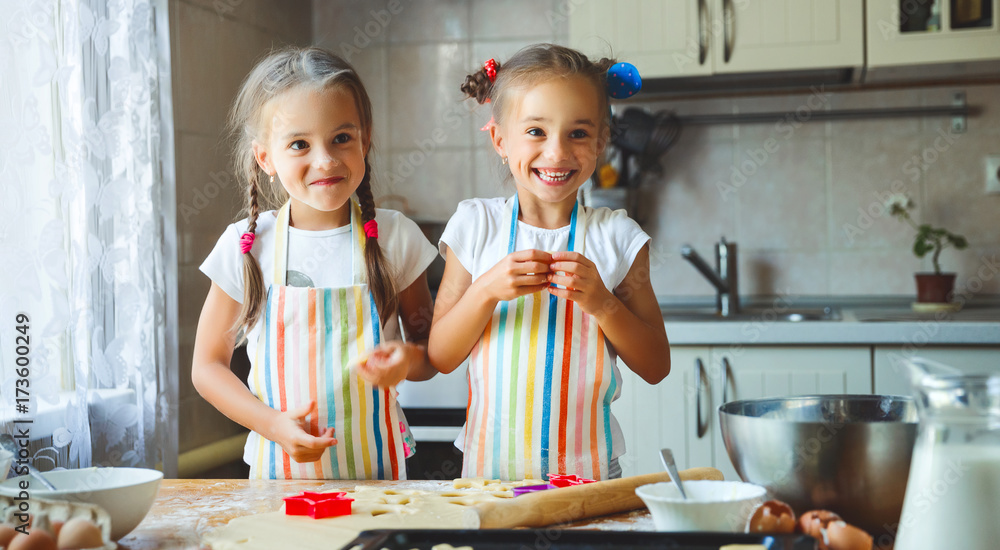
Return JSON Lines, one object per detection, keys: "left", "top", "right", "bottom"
{"left": 399, "top": 362, "right": 468, "bottom": 480}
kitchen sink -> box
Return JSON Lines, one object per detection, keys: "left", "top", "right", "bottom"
{"left": 852, "top": 307, "right": 1000, "bottom": 322}
{"left": 662, "top": 306, "right": 841, "bottom": 323}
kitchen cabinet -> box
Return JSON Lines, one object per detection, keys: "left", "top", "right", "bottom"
{"left": 616, "top": 346, "right": 871, "bottom": 479}
{"left": 614, "top": 346, "right": 715, "bottom": 478}
{"left": 873, "top": 345, "right": 1000, "bottom": 396}
{"left": 569, "top": 0, "right": 864, "bottom": 79}
{"left": 867, "top": 0, "right": 1000, "bottom": 69}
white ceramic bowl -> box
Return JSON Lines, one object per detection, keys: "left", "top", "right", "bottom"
{"left": 0, "top": 448, "right": 12, "bottom": 481}
{"left": 0, "top": 467, "right": 162, "bottom": 539}
{"left": 635, "top": 480, "right": 767, "bottom": 532}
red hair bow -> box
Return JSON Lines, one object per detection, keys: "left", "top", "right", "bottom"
{"left": 484, "top": 58, "right": 498, "bottom": 83}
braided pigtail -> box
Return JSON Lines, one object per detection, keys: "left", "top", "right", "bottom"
{"left": 460, "top": 58, "right": 499, "bottom": 105}
{"left": 355, "top": 158, "right": 398, "bottom": 324}
{"left": 235, "top": 162, "right": 267, "bottom": 340}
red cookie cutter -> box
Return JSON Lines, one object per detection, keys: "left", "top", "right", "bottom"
{"left": 546, "top": 474, "right": 596, "bottom": 487}
{"left": 283, "top": 491, "right": 353, "bottom": 519}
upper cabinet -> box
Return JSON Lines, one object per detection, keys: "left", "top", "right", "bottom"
{"left": 569, "top": 0, "right": 712, "bottom": 77}
{"left": 569, "top": 0, "right": 864, "bottom": 79}
{"left": 867, "top": 0, "right": 1000, "bottom": 69}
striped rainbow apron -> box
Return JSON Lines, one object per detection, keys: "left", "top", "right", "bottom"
{"left": 462, "top": 195, "right": 619, "bottom": 481}
{"left": 244, "top": 200, "right": 408, "bottom": 479}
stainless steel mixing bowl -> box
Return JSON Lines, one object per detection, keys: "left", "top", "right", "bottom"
{"left": 719, "top": 395, "right": 918, "bottom": 538}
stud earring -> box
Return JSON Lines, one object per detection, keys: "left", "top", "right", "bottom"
{"left": 502, "top": 156, "right": 508, "bottom": 165}
{"left": 270, "top": 174, "right": 275, "bottom": 183}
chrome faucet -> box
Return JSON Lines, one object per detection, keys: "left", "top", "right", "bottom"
{"left": 681, "top": 238, "right": 739, "bottom": 316}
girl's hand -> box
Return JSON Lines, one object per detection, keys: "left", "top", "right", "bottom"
{"left": 268, "top": 401, "right": 337, "bottom": 463}
{"left": 353, "top": 341, "right": 413, "bottom": 387}
{"left": 477, "top": 249, "right": 552, "bottom": 303}
{"left": 546, "top": 251, "right": 615, "bottom": 316}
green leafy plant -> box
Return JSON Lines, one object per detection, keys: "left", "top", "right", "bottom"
{"left": 887, "top": 195, "right": 968, "bottom": 274}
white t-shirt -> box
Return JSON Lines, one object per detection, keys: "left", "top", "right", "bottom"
{"left": 439, "top": 196, "right": 651, "bottom": 461}
{"left": 440, "top": 197, "right": 650, "bottom": 291}
{"left": 200, "top": 207, "right": 438, "bottom": 345}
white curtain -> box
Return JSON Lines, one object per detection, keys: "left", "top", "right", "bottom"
{"left": 0, "top": 0, "right": 173, "bottom": 471}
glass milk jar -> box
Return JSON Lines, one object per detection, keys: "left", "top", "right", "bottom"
{"left": 894, "top": 360, "right": 1000, "bottom": 550}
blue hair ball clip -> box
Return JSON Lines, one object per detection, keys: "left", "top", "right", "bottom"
{"left": 606, "top": 62, "right": 641, "bottom": 99}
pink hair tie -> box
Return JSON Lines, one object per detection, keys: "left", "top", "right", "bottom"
{"left": 239, "top": 232, "right": 255, "bottom": 254}
{"left": 484, "top": 58, "right": 498, "bottom": 83}
{"left": 363, "top": 220, "right": 378, "bottom": 239}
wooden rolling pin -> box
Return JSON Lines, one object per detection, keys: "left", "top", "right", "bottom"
{"left": 473, "top": 466, "right": 723, "bottom": 529}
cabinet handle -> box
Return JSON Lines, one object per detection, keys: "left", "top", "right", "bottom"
{"left": 697, "top": 0, "right": 708, "bottom": 65}
{"left": 695, "top": 358, "right": 709, "bottom": 439}
{"left": 722, "top": 357, "right": 734, "bottom": 403}
{"left": 723, "top": 0, "right": 734, "bottom": 63}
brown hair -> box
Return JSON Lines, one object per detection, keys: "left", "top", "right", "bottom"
{"left": 228, "top": 47, "right": 397, "bottom": 338}
{"left": 461, "top": 43, "right": 616, "bottom": 132}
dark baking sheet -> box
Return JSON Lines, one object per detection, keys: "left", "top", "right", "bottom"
{"left": 341, "top": 529, "right": 819, "bottom": 549}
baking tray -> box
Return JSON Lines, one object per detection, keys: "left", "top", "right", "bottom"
{"left": 341, "top": 529, "right": 819, "bottom": 549}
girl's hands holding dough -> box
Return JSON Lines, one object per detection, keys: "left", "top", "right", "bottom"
{"left": 267, "top": 400, "right": 337, "bottom": 463}
{"left": 352, "top": 341, "right": 416, "bottom": 388}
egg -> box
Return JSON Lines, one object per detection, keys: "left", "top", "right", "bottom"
{"left": 826, "top": 520, "right": 874, "bottom": 550}
{"left": 8, "top": 530, "right": 57, "bottom": 550}
{"left": 0, "top": 523, "right": 20, "bottom": 547}
{"left": 799, "top": 509, "right": 841, "bottom": 548}
{"left": 746, "top": 500, "right": 796, "bottom": 533}
{"left": 55, "top": 518, "right": 104, "bottom": 550}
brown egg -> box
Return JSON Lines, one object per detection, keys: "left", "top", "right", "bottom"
{"left": 747, "top": 500, "right": 796, "bottom": 533}
{"left": 826, "top": 521, "right": 873, "bottom": 550}
{"left": 0, "top": 523, "right": 20, "bottom": 547}
{"left": 55, "top": 518, "right": 104, "bottom": 550}
{"left": 8, "top": 529, "right": 57, "bottom": 550}
{"left": 799, "top": 510, "right": 842, "bottom": 549}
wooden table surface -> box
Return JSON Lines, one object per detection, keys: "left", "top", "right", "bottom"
{"left": 116, "top": 479, "right": 656, "bottom": 550}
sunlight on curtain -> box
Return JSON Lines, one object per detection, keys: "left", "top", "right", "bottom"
{"left": 0, "top": 0, "right": 173, "bottom": 471}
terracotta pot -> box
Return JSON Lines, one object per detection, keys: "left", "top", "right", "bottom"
{"left": 914, "top": 273, "right": 956, "bottom": 303}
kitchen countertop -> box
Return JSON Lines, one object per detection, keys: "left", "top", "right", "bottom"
{"left": 660, "top": 296, "right": 1000, "bottom": 345}
{"left": 117, "top": 479, "right": 655, "bottom": 549}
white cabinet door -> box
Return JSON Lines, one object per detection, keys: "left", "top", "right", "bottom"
{"left": 873, "top": 346, "right": 1000, "bottom": 396}
{"left": 711, "top": 346, "right": 872, "bottom": 481}
{"left": 714, "top": 0, "right": 864, "bottom": 74}
{"left": 569, "top": 0, "right": 713, "bottom": 77}
{"left": 570, "top": 0, "right": 863, "bottom": 78}
{"left": 614, "top": 347, "right": 715, "bottom": 477}
{"left": 867, "top": 0, "right": 1000, "bottom": 68}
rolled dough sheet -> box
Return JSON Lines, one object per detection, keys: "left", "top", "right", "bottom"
{"left": 203, "top": 481, "right": 533, "bottom": 550}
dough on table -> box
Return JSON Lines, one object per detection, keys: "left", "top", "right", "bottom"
{"left": 203, "top": 480, "right": 529, "bottom": 550}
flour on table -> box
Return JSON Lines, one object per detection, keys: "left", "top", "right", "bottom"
{"left": 203, "top": 480, "right": 531, "bottom": 550}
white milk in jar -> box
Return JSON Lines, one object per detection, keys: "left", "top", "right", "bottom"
{"left": 894, "top": 444, "right": 1000, "bottom": 550}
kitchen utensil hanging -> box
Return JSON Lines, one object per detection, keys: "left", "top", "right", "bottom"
{"left": 609, "top": 107, "right": 682, "bottom": 189}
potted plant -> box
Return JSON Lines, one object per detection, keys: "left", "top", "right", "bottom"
{"left": 887, "top": 195, "right": 968, "bottom": 304}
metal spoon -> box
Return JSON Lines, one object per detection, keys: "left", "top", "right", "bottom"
{"left": 659, "top": 448, "right": 687, "bottom": 500}
{"left": 0, "top": 434, "right": 57, "bottom": 491}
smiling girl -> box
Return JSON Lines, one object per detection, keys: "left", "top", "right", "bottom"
{"left": 428, "top": 44, "right": 670, "bottom": 481}
{"left": 192, "top": 48, "right": 438, "bottom": 479}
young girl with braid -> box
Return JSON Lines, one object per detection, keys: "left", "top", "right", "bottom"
{"left": 193, "top": 47, "right": 438, "bottom": 480}
{"left": 428, "top": 44, "right": 670, "bottom": 481}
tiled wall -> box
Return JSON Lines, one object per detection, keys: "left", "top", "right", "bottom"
{"left": 312, "top": 0, "right": 1000, "bottom": 301}
{"left": 171, "top": 0, "right": 312, "bottom": 455}
{"left": 636, "top": 84, "right": 1000, "bottom": 299}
